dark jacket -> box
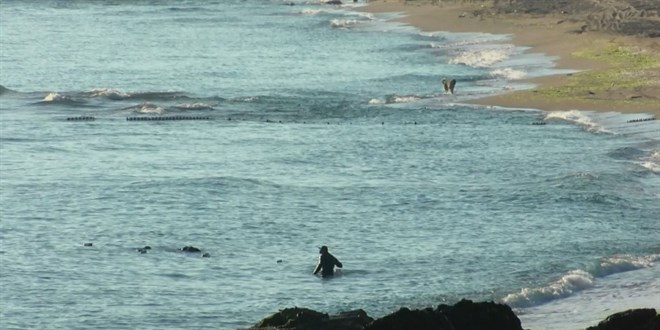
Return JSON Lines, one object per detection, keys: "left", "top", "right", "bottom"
{"left": 314, "top": 252, "right": 342, "bottom": 277}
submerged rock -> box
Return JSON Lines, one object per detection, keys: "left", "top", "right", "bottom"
{"left": 180, "top": 246, "right": 202, "bottom": 253}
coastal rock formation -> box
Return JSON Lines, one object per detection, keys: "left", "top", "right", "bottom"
{"left": 364, "top": 307, "right": 455, "bottom": 330}
{"left": 245, "top": 300, "right": 521, "bottom": 330}
{"left": 245, "top": 301, "right": 658, "bottom": 330}
{"left": 586, "top": 308, "right": 659, "bottom": 330}
{"left": 248, "top": 307, "right": 373, "bottom": 330}
{"left": 436, "top": 299, "right": 522, "bottom": 330}
{"left": 486, "top": 0, "right": 660, "bottom": 37}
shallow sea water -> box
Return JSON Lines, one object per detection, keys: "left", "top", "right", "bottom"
{"left": 1, "top": 1, "right": 659, "bottom": 329}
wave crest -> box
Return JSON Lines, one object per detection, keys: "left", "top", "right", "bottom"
{"left": 0, "top": 85, "right": 16, "bottom": 96}
{"left": 503, "top": 254, "right": 659, "bottom": 308}
{"left": 88, "top": 88, "right": 131, "bottom": 100}
{"left": 636, "top": 149, "right": 660, "bottom": 173}
{"left": 43, "top": 92, "right": 71, "bottom": 102}
{"left": 174, "top": 102, "right": 215, "bottom": 110}
{"left": 503, "top": 270, "right": 594, "bottom": 308}
{"left": 545, "top": 110, "right": 608, "bottom": 133}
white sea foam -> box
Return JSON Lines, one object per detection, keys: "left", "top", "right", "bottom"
{"left": 545, "top": 110, "right": 609, "bottom": 133}
{"left": 368, "top": 98, "right": 385, "bottom": 105}
{"left": 449, "top": 47, "right": 514, "bottom": 67}
{"left": 89, "top": 88, "right": 130, "bottom": 100}
{"left": 490, "top": 68, "right": 527, "bottom": 80}
{"left": 634, "top": 149, "right": 660, "bottom": 173}
{"left": 42, "top": 92, "right": 70, "bottom": 102}
{"left": 299, "top": 9, "right": 322, "bottom": 15}
{"left": 592, "top": 254, "right": 660, "bottom": 277}
{"left": 330, "top": 18, "right": 360, "bottom": 28}
{"left": 388, "top": 95, "right": 420, "bottom": 104}
{"left": 135, "top": 102, "right": 163, "bottom": 114}
{"left": 174, "top": 102, "right": 215, "bottom": 110}
{"left": 503, "top": 270, "right": 595, "bottom": 308}
{"left": 503, "top": 254, "right": 660, "bottom": 308}
{"left": 519, "top": 259, "right": 660, "bottom": 330}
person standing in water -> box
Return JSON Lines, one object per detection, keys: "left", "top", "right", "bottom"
{"left": 313, "top": 246, "right": 342, "bottom": 277}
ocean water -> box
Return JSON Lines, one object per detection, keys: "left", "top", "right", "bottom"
{"left": 1, "top": 1, "right": 658, "bottom": 329}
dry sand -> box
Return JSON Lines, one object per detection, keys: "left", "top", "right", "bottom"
{"left": 358, "top": 0, "right": 660, "bottom": 117}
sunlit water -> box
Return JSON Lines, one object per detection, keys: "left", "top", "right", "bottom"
{"left": 1, "top": 1, "right": 658, "bottom": 329}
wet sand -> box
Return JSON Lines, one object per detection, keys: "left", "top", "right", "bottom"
{"left": 359, "top": 0, "right": 660, "bottom": 117}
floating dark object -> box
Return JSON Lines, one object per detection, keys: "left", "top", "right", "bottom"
{"left": 181, "top": 246, "right": 202, "bottom": 253}
{"left": 83, "top": 243, "right": 93, "bottom": 247}
{"left": 67, "top": 116, "right": 95, "bottom": 121}
{"left": 126, "top": 116, "right": 211, "bottom": 121}
{"left": 627, "top": 117, "right": 656, "bottom": 123}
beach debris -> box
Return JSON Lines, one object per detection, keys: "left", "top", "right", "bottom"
{"left": 442, "top": 79, "right": 457, "bottom": 94}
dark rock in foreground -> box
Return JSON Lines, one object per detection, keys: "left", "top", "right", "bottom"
{"left": 244, "top": 301, "right": 658, "bottom": 330}
{"left": 249, "top": 307, "right": 372, "bottom": 330}
{"left": 586, "top": 308, "right": 659, "bottom": 330}
{"left": 244, "top": 300, "right": 521, "bottom": 330}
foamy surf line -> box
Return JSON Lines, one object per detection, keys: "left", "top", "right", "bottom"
{"left": 502, "top": 253, "right": 660, "bottom": 309}
{"left": 518, "top": 256, "right": 660, "bottom": 329}
{"left": 545, "top": 110, "right": 660, "bottom": 173}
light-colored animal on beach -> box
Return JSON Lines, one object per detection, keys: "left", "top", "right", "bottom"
{"left": 442, "top": 79, "right": 456, "bottom": 94}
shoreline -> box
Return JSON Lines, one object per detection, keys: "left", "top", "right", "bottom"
{"left": 357, "top": 0, "right": 660, "bottom": 117}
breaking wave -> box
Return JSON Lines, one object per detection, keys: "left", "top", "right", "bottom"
{"left": 123, "top": 102, "right": 164, "bottom": 114}
{"left": 503, "top": 254, "right": 659, "bottom": 308}
{"left": 173, "top": 102, "right": 215, "bottom": 111}
{"left": 449, "top": 46, "right": 515, "bottom": 68}
{"left": 330, "top": 18, "right": 361, "bottom": 28}
{"left": 85, "top": 88, "right": 189, "bottom": 101}
{"left": 490, "top": 68, "right": 527, "bottom": 80}
{"left": 544, "top": 110, "right": 609, "bottom": 133}
{"left": 636, "top": 149, "right": 660, "bottom": 173}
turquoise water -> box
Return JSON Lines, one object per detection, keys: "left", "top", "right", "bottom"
{"left": 1, "top": 1, "right": 658, "bottom": 329}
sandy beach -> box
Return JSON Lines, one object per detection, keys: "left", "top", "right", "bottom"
{"left": 359, "top": 0, "right": 660, "bottom": 117}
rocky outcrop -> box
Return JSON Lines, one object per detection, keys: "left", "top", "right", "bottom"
{"left": 364, "top": 307, "right": 454, "bottom": 330}
{"left": 436, "top": 299, "right": 522, "bottom": 330}
{"left": 245, "top": 300, "right": 521, "bottom": 330}
{"left": 586, "top": 308, "right": 659, "bottom": 330}
{"left": 245, "top": 302, "right": 658, "bottom": 330}
{"left": 247, "top": 307, "right": 373, "bottom": 330}
{"left": 459, "top": 0, "right": 660, "bottom": 37}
